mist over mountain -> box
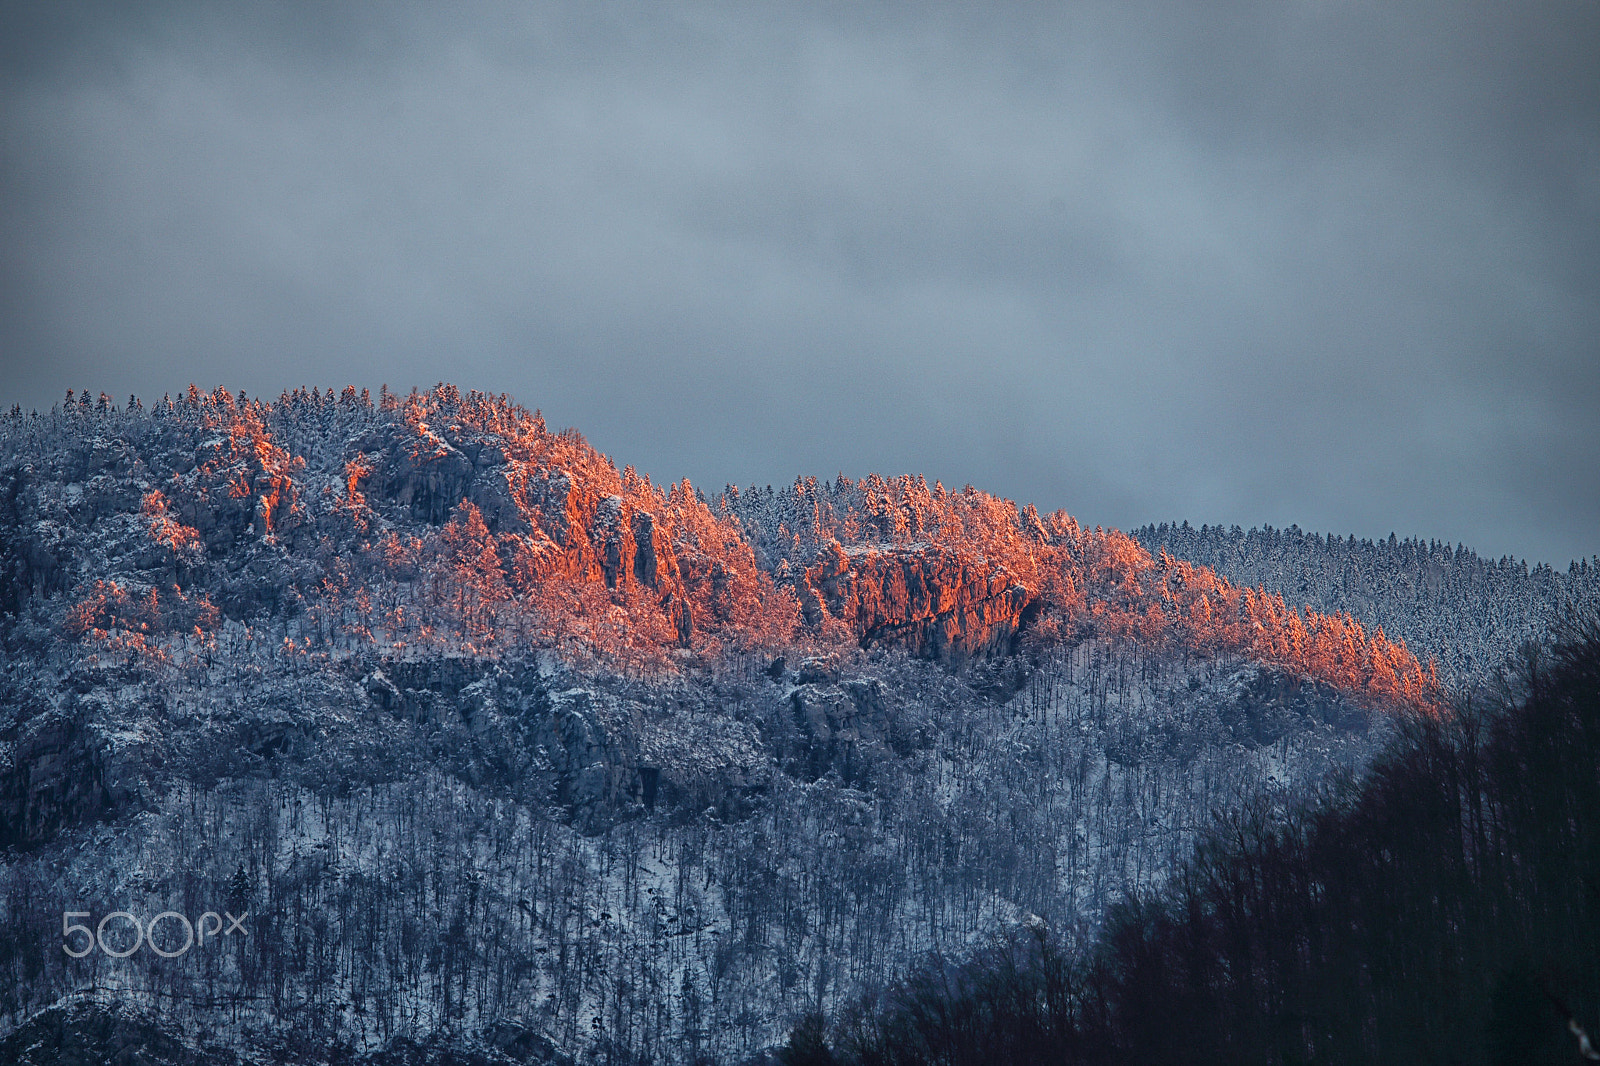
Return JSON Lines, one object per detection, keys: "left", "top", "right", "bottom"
{"left": 0, "top": 385, "right": 1591, "bottom": 1064}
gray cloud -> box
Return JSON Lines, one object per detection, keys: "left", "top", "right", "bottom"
{"left": 2, "top": 0, "right": 1596, "bottom": 565}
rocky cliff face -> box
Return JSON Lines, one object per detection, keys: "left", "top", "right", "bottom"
{"left": 0, "top": 665, "right": 173, "bottom": 850}
{"left": 799, "top": 540, "right": 1038, "bottom": 662}
{"left": 355, "top": 416, "right": 694, "bottom": 634}
{"left": 0, "top": 711, "right": 114, "bottom": 851}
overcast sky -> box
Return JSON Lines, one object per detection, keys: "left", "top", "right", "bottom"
{"left": 2, "top": 1, "right": 1596, "bottom": 566}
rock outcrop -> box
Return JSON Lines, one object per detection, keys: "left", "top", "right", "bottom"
{"left": 0, "top": 690, "right": 164, "bottom": 850}
{"left": 799, "top": 540, "right": 1038, "bottom": 663}
{"left": 357, "top": 418, "right": 696, "bottom": 641}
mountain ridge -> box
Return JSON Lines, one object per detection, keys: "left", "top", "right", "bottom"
{"left": 2, "top": 384, "right": 1437, "bottom": 710}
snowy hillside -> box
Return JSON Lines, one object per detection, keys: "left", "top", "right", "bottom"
{"left": 1, "top": 386, "right": 1586, "bottom": 1064}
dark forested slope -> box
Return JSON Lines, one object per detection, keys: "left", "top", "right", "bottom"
{"left": 794, "top": 620, "right": 1600, "bottom": 1066}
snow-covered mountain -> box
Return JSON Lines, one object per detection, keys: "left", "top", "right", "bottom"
{"left": 0, "top": 386, "right": 1584, "bottom": 1064}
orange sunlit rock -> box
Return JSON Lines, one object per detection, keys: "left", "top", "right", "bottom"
{"left": 49, "top": 383, "right": 1438, "bottom": 707}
